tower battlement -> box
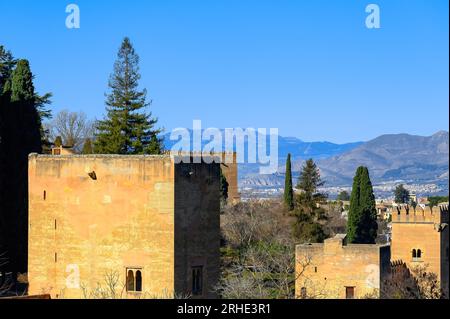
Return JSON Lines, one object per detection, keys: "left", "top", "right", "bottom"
{"left": 392, "top": 204, "right": 449, "bottom": 224}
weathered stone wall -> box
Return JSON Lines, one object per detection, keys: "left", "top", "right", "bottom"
{"left": 174, "top": 159, "right": 220, "bottom": 298}
{"left": 391, "top": 205, "right": 449, "bottom": 297}
{"left": 219, "top": 153, "right": 239, "bottom": 202}
{"left": 28, "top": 155, "right": 176, "bottom": 298}
{"left": 295, "top": 235, "right": 390, "bottom": 299}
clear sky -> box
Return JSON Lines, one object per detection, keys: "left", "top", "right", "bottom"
{"left": 0, "top": 0, "right": 448, "bottom": 143}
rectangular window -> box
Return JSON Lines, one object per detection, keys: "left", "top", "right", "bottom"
{"left": 192, "top": 266, "right": 203, "bottom": 296}
{"left": 345, "top": 287, "right": 355, "bottom": 299}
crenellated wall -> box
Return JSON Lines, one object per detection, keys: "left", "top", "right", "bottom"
{"left": 391, "top": 204, "right": 449, "bottom": 297}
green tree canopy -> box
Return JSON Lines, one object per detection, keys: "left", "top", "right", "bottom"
{"left": 94, "top": 37, "right": 162, "bottom": 154}
{"left": 347, "top": 166, "right": 378, "bottom": 244}
{"left": 293, "top": 159, "right": 328, "bottom": 243}
{"left": 394, "top": 184, "right": 410, "bottom": 204}
{"left": 337, "top": 190, "right": 350, "bottom": 201}
{"left": 0, "top": 57, "right": 44, "bottom": 275}
{"left": 54, "top": 136, "right": 63, "bottom": 147}
{"left": 82, "top": 138, "right": 93, "bottom": 154}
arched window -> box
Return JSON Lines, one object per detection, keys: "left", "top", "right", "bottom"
{"left": 127, "top": 270, "right": 135, "bottom": 292}
{"left": 412, "top": 249, "right": 417, "bottom": 259}
{"left": 417, "top": 249, "right": 422, "bottom": 259}
{"left": 135, "top": 270, "right": 142, "bottom": 292}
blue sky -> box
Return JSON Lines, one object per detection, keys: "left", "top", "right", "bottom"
{"left": 0, "top": 0, "right": 448, "bottom": 143}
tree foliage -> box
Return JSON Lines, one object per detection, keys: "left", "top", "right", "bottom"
{"left": 94, "top": 37, "right": 162, "bottom": 154}
{"left": 82, "top": 138, "right": 94, "bottom": 154}
{"left": 0, "top": 55, "right": 47, "bottom": 277}
{"left": 284, "top": 154, "right": 294, "bottom": 211}
{"left": 337, "top": 190, "right": 350, "bottom": 201}
{"left": 394, "top": 184, "right": 410, "bottom": 204}
{"left": 347, "top": 166, "right": 378, "bottom": 244}
{"left": 293, "top": 159, "right": 328, "bottom": 243}
{"left": 220, "top": 167, "right": 229, "bottom": 209}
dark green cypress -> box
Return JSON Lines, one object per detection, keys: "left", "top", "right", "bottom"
{"left": 0, "top": 59, "right": 43, "bottom": 276}
{"left": 284, "top": 153, "right": 294, "bottom": 210}
{"left": 347, "top": 166, "right": 378, "bottom": 244}
{"left": 94, "top": 37, "right": 162, "bottom": 154}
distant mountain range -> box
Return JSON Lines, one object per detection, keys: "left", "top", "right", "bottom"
{"left": 163, "top": 130, "right": 449, "bottom": 190}
{"left": 241, "top": 131, "right": 449, "bottom": 190}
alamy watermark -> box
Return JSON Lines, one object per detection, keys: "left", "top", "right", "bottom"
{"left": 66, "top": 4, "right": 80, "bottom": 29}
{"left": 169, "top": 120, "right": 279, "bottom": 175}
{"left": 365, "top": 4, "right": 381, "bottom": 29}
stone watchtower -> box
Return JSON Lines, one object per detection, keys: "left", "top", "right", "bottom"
{"left": 28, "top": 154, "right": 221, "bottom": 299}
{"left": 391, "top": 204, "right": 449, "bottom": 297}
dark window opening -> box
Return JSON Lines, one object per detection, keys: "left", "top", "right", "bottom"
{"left": 345, "top": 287, "right": 355, "bottom": 299}
{"left": 135, "top": 270, "right": 142, "bottom": 292}
{"left": 417, "top": 249, "right": 422, "bottom": 258}
{"left": 192, "top": 266, "right": 203, "bottom": 296}
{"left": 126, "top": 270, "right": 135, "bottom": 292}
{"left": 412, "top": 249, "right": 417, "bottom": 258}
{"left": 43, "top": 190, "right": 46, "bottom": 200}
{"left": 54, "top": 253, "right": 57, "bottom": 263}
{"left": 126, "top": 268, "right": 142, "bottom": 292}
{"left": 314, "top": 267, "right": 317, "bottom": 273}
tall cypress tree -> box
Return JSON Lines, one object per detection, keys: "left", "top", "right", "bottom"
{"left": 284, "top": 153, "right": 294, "bottom": 210}
{"left": 0, "top": 46, "right": 15, "bottom": 263}
{"left": 347, "top": 166, "right": 378, "bottom": 244}
{"left": 94, "top": 37, "right": 162, "bottom": 154}
{"left": 0, "top": 59, "right": 43, "bottom": 276}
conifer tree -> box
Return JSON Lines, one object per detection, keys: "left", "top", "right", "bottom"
{"left": 293, "top": 159, "right": 328, "bottom": 243}
{"left": 347, "top": 166, "right": 378, "bottom": 244}
{"left": 284, "top": 153, "right": 294, "bottom": 210}
{"left": 0, "top": 59, "right": 43, "bottom": 275}
{"left": 82, "top": 138, "right": 93, "bottom": 154}
{"left": 94, "top": 37, "right": 162, "bottom": 154}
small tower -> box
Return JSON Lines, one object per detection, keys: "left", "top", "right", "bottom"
{"left": 391, "top": 204, "right": 449, "bottom": 297}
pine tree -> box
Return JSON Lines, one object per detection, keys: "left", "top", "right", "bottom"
{"left": 284, "top": 153, "right": 294, "bottom": 210}
{"left": 94, "top": 37, "right": 162, "bottom": 154}
{"left": 82, "top": 138, "right": 93, "bottom": 154}
{"left": 293, "top": 159, "right": 328, "bottom": 243}
{"left": 347, "top": 166, "right": 378, "bottom": 244}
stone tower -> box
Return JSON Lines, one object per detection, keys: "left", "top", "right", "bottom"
{"left": 391, "top": 204, "right": 449, "bottom": 297}
{"left": 28, "top": 154, "right": 221, "bottom": 299}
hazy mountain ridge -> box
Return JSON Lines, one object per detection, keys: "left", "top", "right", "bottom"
{"left": 241, "top": 131, "right": 449, "bottom": 190}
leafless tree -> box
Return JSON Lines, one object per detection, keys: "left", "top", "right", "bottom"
{"left": 0, "top": 252, "right": 12, "bottom": 296}
{"left": 382, "top": 262, "right": 444, "bottom": 299}
{"left": 217, "top": 200, "right": 298, "bottom": 299}
{"left": 46, "top": 109, "right": 95, "bottom": 150}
